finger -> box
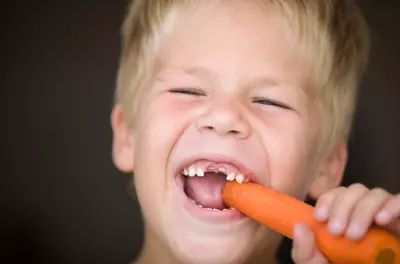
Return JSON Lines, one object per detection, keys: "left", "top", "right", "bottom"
{"left": 344, "top": 187, "right": 391, "bottom": 240}
{"left": 291, "top": 223, "right": 329, "bottom": 264}
{"left": 327, "top": 183, "right": 369, "bottom": 236}
{"left": 375, "top": 194, "right": 400, "bottom": 225}
{"left": 375, "top": 194, "right": 400, "bottom": 236}
{"left": 314, "top": 187, "right": 347, "bottom": 222}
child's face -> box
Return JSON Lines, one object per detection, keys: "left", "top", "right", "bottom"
{"left": 113, "top": 2, "right": 340, "bottom": 264}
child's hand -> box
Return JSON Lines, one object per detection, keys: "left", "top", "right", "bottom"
{"left": 291, "top": 184, "right": 400, "bottom": 264}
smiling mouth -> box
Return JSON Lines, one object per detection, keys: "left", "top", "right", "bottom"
{"left": 179, "top": 159, "right": 252, "bottom": 211}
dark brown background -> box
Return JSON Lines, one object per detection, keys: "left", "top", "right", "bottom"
{"left": 1, "top": 1, "right": 399, "bottom": 263}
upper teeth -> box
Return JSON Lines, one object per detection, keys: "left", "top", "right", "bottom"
{"left": 188, "top": 167, "right": 196, "bottom": 177}
{"left": 181, "top": 165, "right": 250, "bottom": 184}
{"left": 196, "top": 168, "right": 204, "bottom": 177}
{"left": 226, "top": 173, "right": 235, "bottom": 181}
{"left": 235, "top": 174, "right": 244, "bottom": 184}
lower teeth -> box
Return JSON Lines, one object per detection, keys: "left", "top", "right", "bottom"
{"left": 190, "top": 199, "right": 233, "bottom": 211}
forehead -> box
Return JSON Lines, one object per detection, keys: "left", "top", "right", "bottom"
{"left": 155, "top": 1, "right": 314, "bottom": 92}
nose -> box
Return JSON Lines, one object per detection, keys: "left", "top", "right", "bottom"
{"left": 195, "top": 99, "right": 251, "bottom": 139}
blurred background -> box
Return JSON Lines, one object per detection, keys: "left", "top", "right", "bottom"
{"left": 1, "top": 1, "right": 399, "bottom": 263}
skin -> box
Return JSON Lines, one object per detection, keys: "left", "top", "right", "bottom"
{"left": 111, "top": 2, "right": 400, "bottom": 264}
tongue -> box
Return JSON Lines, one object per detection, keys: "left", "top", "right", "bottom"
{"left": 185, "top": 172, "right": 226, "bottom": 209}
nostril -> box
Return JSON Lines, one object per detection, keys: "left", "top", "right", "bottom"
{"left": 204, "top": 126, "right": 214, "bottom": 131}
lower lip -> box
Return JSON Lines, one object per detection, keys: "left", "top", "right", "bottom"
{"left": 174, "top": 175, "right": 247, "bottom": 223}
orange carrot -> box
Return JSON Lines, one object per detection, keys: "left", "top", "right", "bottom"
{"left": 222, "top": 181, "right": 400, "bottom": 264}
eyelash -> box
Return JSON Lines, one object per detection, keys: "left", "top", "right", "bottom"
{"left": 168, "top": 88, "right": 205, "bottom": 96}
{"left": 253, "top": 98, "right": 290, "bottom": 109}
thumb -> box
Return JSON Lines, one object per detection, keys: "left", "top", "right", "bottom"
{"left": 291, "top": 223, "right": 329, "bottom": 264}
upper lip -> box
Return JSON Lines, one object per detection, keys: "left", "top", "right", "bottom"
{"left": 175, "top": 153, "right": 260, "bottom": 183}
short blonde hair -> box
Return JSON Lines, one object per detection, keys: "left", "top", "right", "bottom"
{"left": 114, "top": 0, "right": 370, "bottom": 155}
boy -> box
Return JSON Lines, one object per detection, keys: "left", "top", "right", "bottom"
{"left": 110, "top": 0, "right": 400, "bottom": 263}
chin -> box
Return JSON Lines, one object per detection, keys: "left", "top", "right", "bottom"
{"left": 167, "top": 231, "right": 255, "bottom": 264}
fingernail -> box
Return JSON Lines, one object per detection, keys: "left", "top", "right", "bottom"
{"left": 314, "top": 205, "right": 328, "bottom": 221}
{"left": 346, "top": 222, "right": 364, "bottom": 240}
{"left": 376, "top": 210, "right": 391, "bottom": 224}
{"left": 328, "top": 218, "right": 344, "bottom": 235}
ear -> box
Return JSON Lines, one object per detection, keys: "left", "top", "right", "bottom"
{"left": 308, "top": 142, "right": 348, "bottom": 200}
{"left": 111, "top": 104, "right": 134, "bottom": 173}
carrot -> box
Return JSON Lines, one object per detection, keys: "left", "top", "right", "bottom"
{"left": 222, "top": 181, "right": 400, "bottom": 264}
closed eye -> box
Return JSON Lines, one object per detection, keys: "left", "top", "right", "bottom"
{"left": 253, "top": 98, "right": 291, "bottom": 109}
{"left": 168, "top": 88, "right": 206, "bottom": 96}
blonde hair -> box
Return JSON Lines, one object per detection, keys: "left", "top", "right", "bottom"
{"left": 114, "top": 0, "right": 370, "bottom": 155}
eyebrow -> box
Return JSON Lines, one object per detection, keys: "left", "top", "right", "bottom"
{"left": 181, "top": 66, "right": 218, "bottom": 81}
{"left": 155, "top": 66, "right": 215, "bottom": 82}
{"left": 157, "top": 66, "right": 280, "bottom": 85}
{"left": 244, "top": 75, "right": 282, "bottom": 89}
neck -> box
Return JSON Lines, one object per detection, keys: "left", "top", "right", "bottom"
{"left": 134, "top": 225, "right": 280, "bottom": 264}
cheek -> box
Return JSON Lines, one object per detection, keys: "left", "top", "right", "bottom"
{"left": 132, "top": 96, "right": 196, "bottom": 185}
{"left": 257, "top": 113, "right": 314, "bottom": 196}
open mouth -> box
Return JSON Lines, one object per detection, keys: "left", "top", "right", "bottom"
{"left": 178, "top": 159, "right": 253, "bottom": 211}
